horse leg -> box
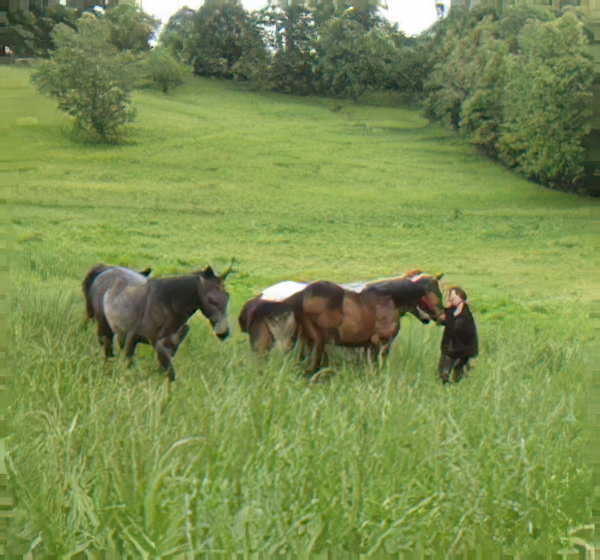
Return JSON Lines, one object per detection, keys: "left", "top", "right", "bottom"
{"left": 438, "top": 354, "right": 455, "bottom": 384}
{"left": 255, "top": 322, "right": 275, "bottom": 357}
{"left": 97, "top": 316, "right": 114, "bottom": 358}
{"left": 123, "top": 331, "right": 139, "bottom": 368}
{"left": 378, "top": 341, "right": 392, "bottom": 369}
{"left": 155, "top": 338, "right": 175, "bottom": 381}
{"left": 451, "top": 357, "right": 469, "bottom": 383}
{"left": 308, "top": 334, "right": 325, "bottom": 375}
{"left": 170, "top": 324, "right": 190, "bottom": 357}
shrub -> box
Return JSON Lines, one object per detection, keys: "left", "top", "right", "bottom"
{"left": 250, "top": 4, "right": 319, "bottom": 95}
{"left": 315, "top": 15, "right": 405, "bottom": 101}
{"left": 142, "top": 46, "right": 187, "bottom": 93}
{"left": 6, "top": 4, "right": 79, "bottom": 57}
{"left": 31, "top": 13, "right": 138, "bottom": 143}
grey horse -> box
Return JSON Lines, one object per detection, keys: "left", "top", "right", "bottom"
{"left": 83, "top": 264, "right": 152, "bottom": 357}
{"left": 103, "top": 264, "right": 232, "bottom": 380}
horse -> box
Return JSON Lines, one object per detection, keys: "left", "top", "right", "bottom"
{"left": 238, "top": 281, "right": 307, "bottom": 355}
{"left": 283, "top": 271, "right": 444, "bottom": 374}
{"left": 238, "top": 271, "right": 443, "bottom": 368}
{"left": 102, "top": 263, "right": 233, "bottom": 380}
{"left": 82, "top": 264, "right": 152, "bottom": 357}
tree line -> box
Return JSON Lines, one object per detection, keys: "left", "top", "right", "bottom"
{"left": 21, "top": 1, "right": 595, "bottom": 193}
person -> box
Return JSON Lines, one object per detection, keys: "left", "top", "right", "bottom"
{"left": 437, "top": 286, "right": 478, "bottom": 384}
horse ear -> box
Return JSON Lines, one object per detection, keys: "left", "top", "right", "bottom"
{"left": 219, "top": 257, "right": 236, "bottom": 281}
{"left": 436, "top": 273, "right": 445, "bottom": 281}
{"left": 203, "top": 266, "right": 217, "bottom": 279}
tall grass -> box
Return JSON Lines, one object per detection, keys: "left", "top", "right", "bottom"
{"left": 2, "top": 66, "right": 597, "bottom": 556}
{"left": 7, "top": 277, "right": 591, "bottom": 556}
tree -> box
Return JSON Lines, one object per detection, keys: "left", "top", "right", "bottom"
{"left": 315, "top": 14, "right": 408, "bottom": 100}
{"left": 142, "top": 46, "right": 187, "bottom": 93}
{"left": 103, "top": 3, "right": 160, "bottom": 53}
{"left": 189, "top": 0, "right": 253, "bottom": 79}
{"left": 160, "top": 6, "right": 197, "bottom": 62}
{"left": 6, "top": 4, "right": 79, "bottom": 57}
{"left": 32, "top": 13, "right": 138, "bottom": 143}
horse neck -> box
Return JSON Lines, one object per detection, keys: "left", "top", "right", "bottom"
{"left": 158, "top": 276, "right": 203, "bottom": 314}
{"left": 368, "top": 280, "right": 424, "bottom": 310}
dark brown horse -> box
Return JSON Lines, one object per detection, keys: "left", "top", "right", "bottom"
{"left": 82, "top": 264, "right": 152, "bottom": 357}
{"left": 284, "top": 271, "right": 444, "bottom": 374}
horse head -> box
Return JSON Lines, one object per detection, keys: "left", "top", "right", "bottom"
{"left": 194, "top": 264, "right": 231, "bottom": 340}
{"left": 410, "top": 272, "right": 445, "bottom": 322}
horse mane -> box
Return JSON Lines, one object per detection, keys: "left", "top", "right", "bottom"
{"left": 82, "top": 263, "right": 113, "bottom": 319}
{"left": 366, "top": 273, "right": 432, "bottom": 308}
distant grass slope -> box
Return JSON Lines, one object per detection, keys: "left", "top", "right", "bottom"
{"left": 3, "top": 66, "right": 598, "bottom": 556}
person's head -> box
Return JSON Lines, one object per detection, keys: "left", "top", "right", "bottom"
{"left": 447, "top": 286, "right": 467, "bottom": 308}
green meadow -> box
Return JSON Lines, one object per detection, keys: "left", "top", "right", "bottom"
{"left": 2, "top": 65, "right": 599, "bottom": 556}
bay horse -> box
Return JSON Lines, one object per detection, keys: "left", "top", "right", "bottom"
{"left": 238, "top": 271, "right": 443, "bottom": 369}
{"left": 82, "top": 264, "right": 152, "bottom": 357}
{"left": 284, "top": 271, "right": 444, "bottom": 374}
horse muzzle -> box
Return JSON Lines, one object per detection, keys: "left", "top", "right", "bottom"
{"left": 213, "top": 317, "right": 230, "bottom": 341}
{"left": 216, "top": 329, "right": 230, "bottom": 341}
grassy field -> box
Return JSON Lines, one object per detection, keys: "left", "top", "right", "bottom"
{"left": 2, "top": 65, "right": 599, "bottom": 556}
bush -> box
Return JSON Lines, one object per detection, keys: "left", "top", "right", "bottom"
{"left": 250, "top": 4, "right": 319, "bottom": 95}
{"left": 31, "top": 13, "right": 138, "bottom": 143}
{"left": 6, "top": 5, "right": 79, "bottom": 57}
{"left": 142, "top": 47, "right": 187, "bottom": 93}
{"left": 315, "top": 15, "right": 407, "bottom": 101}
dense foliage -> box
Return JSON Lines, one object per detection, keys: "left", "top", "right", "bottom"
{"left": 102, "top": 3, "right": 160, "bottom": 53}
{"left": 165, "top": 0, "right": 425, "bottom": 103}
{"left": 6, "top": 5, "right": 79, "bottom": 57}
{"left": 6, "top": 3, "right": 158, "bottom": 57}
{"left": 189, "top": 0, "right": 256, "bottom": 79}
{"left": 423, "top": 6, "right": 594, "bottom": 191}
{"left": 31, "top": 14, "right": 138, "bottom": 143}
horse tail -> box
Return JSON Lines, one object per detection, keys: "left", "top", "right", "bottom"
{"left": 82, "top": 263, "right": 111, "bottom": 319}
{"left": 238, "top": 298, "right": 255, "bottom": 333}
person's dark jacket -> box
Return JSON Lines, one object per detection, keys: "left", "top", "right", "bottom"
{"left": 440, "top": 304, "right": 478, "bottom": 358}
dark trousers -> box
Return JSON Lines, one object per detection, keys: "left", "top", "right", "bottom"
{"left": 438, "top": 353, "right": 471, "bottom": 384}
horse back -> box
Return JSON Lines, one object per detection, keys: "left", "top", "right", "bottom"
{"left": 102, "top": 270, "right": 151, "bottom": 336}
